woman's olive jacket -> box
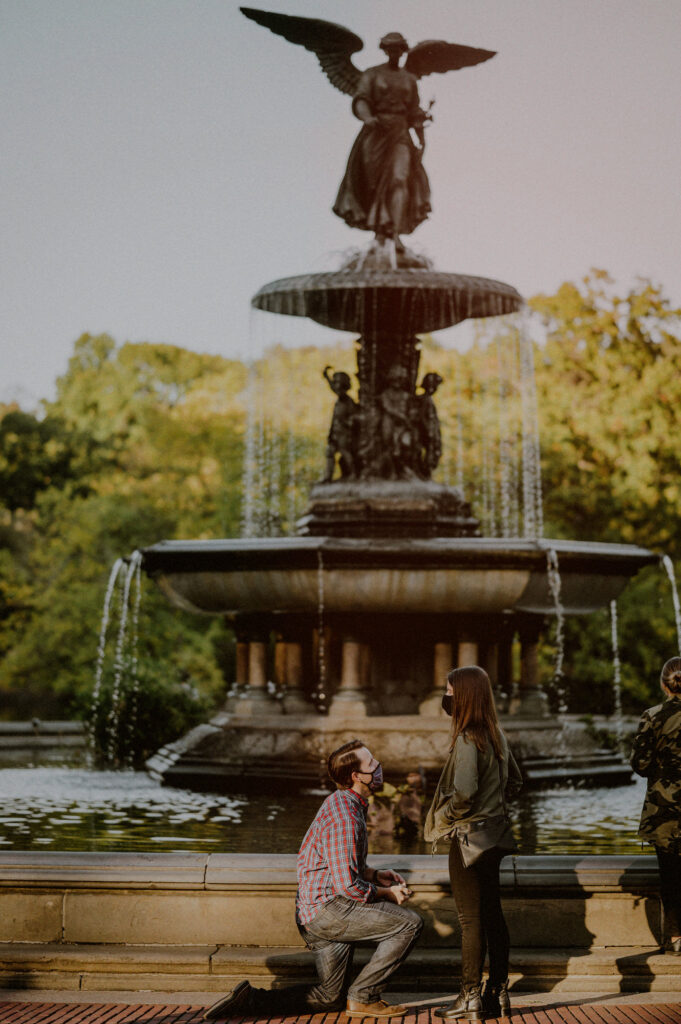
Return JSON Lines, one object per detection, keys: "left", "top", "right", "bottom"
{"left": 424, "top": 730, "right": 523, "bottom": 851}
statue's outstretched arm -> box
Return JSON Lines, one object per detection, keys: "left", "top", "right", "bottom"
{"left": 240, "top": 7, "right": 364, "bottom": 96}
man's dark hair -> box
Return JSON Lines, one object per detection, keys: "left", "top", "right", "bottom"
{"left": 328, "top": 738, "right": 365, "bottom": 789}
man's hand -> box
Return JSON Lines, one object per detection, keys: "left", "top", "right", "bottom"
{"left": 386, "top": 882, "right": 412, "bottom": 905}
{"left": 376, "top": 868, "right": 407, "bottom": 887}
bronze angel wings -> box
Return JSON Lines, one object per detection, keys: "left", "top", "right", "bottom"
{"left": 240, "top": 7, "right": 496, "bottom": 96}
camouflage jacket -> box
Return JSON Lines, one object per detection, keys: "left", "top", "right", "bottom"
{"left": 629, "top": 695, "right": 681, "bottom": 850}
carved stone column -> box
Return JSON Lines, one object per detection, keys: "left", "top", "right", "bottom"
{"left": 419, "top": 641, "right": 452, "bottom": 715}
{"left": 509, "top": 616, "right": 549, "bottom": 718}
{"left": 283, "top": 640, "right": 316, "bottom": 715}
{"left": 274, "top": 638, "right": 287, "bottom": 691}
{"left": 235, "top": 641, "right": 249, "bottom": 687}
{"left": 479, "top": 642, "right": 498, "bottom": 686}
{"left": 480, "top": 641, "right": 507, "bottom": 713}
{"left": 223, "top": 622, "right": 249, "bottom": 711}
{"left": 457, "top": 638, "right": 479, "bottom": 667}
{"left": 328, "top": 636, "right": 367, "bottom": 717}
{"left": 496, "top": 618, "right": 514, "bottom": 708}
{"left": 234, "top": 622, "right": 282, "bottom": 716}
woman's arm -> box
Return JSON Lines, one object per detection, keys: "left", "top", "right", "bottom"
{"left": 629, "top": 710, "right": 657, "bottom": 778}
{"left": 436, "top": 737, "right": 478, "bottom": 824}
{"left": 506, "top": 750, "right": 524, "bottom": 797}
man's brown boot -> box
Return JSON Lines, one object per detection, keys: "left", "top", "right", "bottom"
{"left": 346, "top": 996, "right": 407, "bottom": 1018}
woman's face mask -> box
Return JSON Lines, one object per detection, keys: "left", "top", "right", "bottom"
{"left": 441, "top": 693, "right": 453, "bottom": 716}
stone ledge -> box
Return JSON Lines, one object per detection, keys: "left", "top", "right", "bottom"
{"left": 0, "top": 853, "right": 660, "bottom": 892}
{"left": 0, "top": 945, "right": 678, "bottom": 994}
{"left": 0, "top": 855, "right": 662, "bottom": 950}
{"left": 0, "top": 852, "right": 209, "bottom": 888}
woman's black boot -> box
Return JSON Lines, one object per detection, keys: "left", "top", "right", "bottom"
{"left": 482, "top": 979, "right": 510, "bottom": 1017}
{"left": 434, "top": 985, "right": 483, "bottom": 1020}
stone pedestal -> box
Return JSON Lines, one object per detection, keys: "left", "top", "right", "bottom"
{"left": 282, "top": 642, "right": 316, "bottom": 715}
{"left": 457, "top": 639, "right": 479, "bottom": 667}
{"left": 223, "top": 638, "right": 249, "bottom": 711}
{"left": 328, "top": 638, "right": 367, "bottom": 717}
{"left": 419, "top": 642, "right": 452, "bottom": 715}
{"left": 510, "top": 618, "right": 550, "bottom": 718}
{"left": 235, "top": 640, "right": 282, "bottom": 716}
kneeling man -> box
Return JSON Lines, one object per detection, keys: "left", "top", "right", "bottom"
{"left": 205, "top": 739, "right": 422, "bottom": 1020}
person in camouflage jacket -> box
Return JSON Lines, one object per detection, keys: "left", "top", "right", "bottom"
{"left": 630, "top": 656, "right": 681, "bottom": 954}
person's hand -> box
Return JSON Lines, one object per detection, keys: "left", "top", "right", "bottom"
{"left": 377, "top": 868, "right": 406, "bottom": 887}
{"left": 387, "top": 882, "right": 412, "bottom": 905}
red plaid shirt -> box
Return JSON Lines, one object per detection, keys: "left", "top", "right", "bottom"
{"left": 296, "top": 788, "right": 376, "bottom": 925}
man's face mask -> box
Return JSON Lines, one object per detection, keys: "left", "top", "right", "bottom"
{"left": 357, "top": 762, "right": 383, "bottom": 791}
{"left": 441, "top": 693, "right": 453, "bottom": 716}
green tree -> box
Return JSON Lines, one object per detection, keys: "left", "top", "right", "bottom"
{"left": 0, "top": 489, "right": 226, "bottom": 750}
{"left": 530, "top": 271, "right": 681, "bottom": 712}
{"left": 531, "top": 270, "right": 681, "bottom": 552}
{"left": 0, "top": 408, "right": 96, "bottom": 519}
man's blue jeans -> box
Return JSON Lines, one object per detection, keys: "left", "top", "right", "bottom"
{"left": 301, "top": 895, "right": 423, "bottom": 1005}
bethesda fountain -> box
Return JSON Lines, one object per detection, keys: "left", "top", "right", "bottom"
{"left": 142, "top": 9, "right": 655, "bottom": 790}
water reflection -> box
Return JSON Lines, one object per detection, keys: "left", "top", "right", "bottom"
{"left": 0, "top": 767, "right": 647, "bottom": 855}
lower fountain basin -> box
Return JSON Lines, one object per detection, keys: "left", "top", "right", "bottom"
{"left": 141, "top": 537, "right": 657, "bottom": 618}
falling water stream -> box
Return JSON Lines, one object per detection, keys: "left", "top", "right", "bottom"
{"left": 241, "top": 361, "right": 258, "bottom": 537}
{"left": 546, "top": 549, "right": 567, "bottom": 711}
{"left": 519, "top": 308, "right": 544, "bottom": 539}
{"left": 91, "top": 551, "right": 144, "bottom": 766}
{"left": 316, "top": 549, "right": 327, "bottom": 712}
{"left": 662, "top": 554, "right": 681, "bottom": 655}
{"left": 92, "top": 557, "right": 125, "bottom": 731}
{"left": 496, "top": 336, "right": 514, "bottom": 537}
{"left": 609, "top": 600, "right": 624, "bottom": 742}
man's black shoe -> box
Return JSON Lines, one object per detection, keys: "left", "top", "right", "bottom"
{"left": 203, "top": 980, "right": 253, "bottom": 1020}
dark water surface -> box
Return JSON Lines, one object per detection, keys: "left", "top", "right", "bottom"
{"left": 0, "top": 767, "right": 648, "bottom": 856}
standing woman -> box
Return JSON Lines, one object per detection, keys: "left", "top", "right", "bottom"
{"left": 424, "top": 666, "right": 523, "bottom": 1020}
{"left": 630, "top": 656, "right": 681, "bottom": 955}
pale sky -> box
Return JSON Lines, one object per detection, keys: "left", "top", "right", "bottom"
{"left": 2, "top": 0, "right": 680, "bottom": 408}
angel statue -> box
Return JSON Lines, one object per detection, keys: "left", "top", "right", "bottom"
{"left": 241, "top": 8, "right": 495, "bottom": 250}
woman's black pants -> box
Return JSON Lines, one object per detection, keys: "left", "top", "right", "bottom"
{"left": 655, "top": 845, "right": 681, "bottom": 938}
{"left": 448, "top": 840, "right": 509, "bottom": 988}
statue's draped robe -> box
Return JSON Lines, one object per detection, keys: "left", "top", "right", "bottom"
{"left": 333, "top": 64, "right": 431, "bottom": 236}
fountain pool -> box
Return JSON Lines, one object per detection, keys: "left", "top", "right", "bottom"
{"left": 0, "top": 765, "right": 648, "bottom": 856}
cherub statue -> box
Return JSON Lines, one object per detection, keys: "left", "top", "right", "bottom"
{"left": 322, "top": 366, "right": 357, "bottom": 482}
{"left": 377, "top": 365, "right": 418, "bottom": 480}
{"left": 415, "top": 371, "right": 444, "bottom": 478}
{"left": 241, "top": 8, "right": 495, "bottom": 248}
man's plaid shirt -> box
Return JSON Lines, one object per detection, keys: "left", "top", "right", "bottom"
{"left": 296, "top": 787, "right": 376, "bottom": 925}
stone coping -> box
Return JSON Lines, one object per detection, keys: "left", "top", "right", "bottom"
{"left": 0, "top": 721, "right": 84, "bottom": 735}
{"left": 0, "top": 853, "right": 658, "bottom": 891}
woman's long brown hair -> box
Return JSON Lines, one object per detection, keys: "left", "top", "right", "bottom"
{"left": 447, "top": 665, "right": 503, "bottom": 760}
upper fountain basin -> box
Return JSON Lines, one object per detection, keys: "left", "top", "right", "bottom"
{"left": 251, "top": 268, "right": 523, "bottom": 334}
{"left": 141, "top": 537, "right": 656, "bottom": 618}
